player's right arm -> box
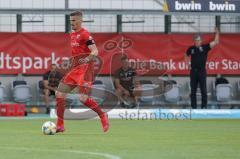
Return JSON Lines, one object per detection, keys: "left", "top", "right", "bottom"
{"left": 185, "top": 47, "right": 191, "bottom": 66}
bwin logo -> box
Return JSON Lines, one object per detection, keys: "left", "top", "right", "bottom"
{"left": 209, "top": 1, "right": 236, "bottom": 11}
{"left": 175, "top": 0, "right": 202, "bottom": 11}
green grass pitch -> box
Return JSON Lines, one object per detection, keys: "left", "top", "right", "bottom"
{"left": 0, "top": 119, "right": 239, "bottom": 159}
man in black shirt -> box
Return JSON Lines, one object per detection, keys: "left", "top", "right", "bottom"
{"left": 114, "top": 55, "right": 141, "bottom": 108}
{"left": 43, "top": 64, "right": 62, "bottom": 113}
{"left": 185, "top": 27, "right": 220, "bottom": 109}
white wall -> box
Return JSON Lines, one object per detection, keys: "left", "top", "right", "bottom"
{"left": 0, "top": 0, "right": 239, "bottom": 33}
{"left": 0, "top": 0, "right": 65, "bottom": 8}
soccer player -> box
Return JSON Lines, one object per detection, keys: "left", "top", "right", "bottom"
{"left": 185, "top": 27, "right": 219, "bottom": 109}
{"left": 55, "top": 11, "right": 109, "bottom": 133}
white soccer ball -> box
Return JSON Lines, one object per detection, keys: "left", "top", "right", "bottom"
{"left": 42, "top": 121, "right": 56, "bottom": 135}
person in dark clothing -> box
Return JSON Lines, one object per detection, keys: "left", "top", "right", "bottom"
{"left": 185, "top": 27, "right": 220, "bottom": 109}
{"left": 114, "top": 55, "right": 141, "bottom": 108}
{"left": 43, "top": 64, "right": 62, "bottom": 114}
{"left": 215, "top": 74, "right": 229, "bottom": 86}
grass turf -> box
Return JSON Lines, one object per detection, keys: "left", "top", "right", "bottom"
{"left": 0, "top": 119, "right": 239, "bottom": 159}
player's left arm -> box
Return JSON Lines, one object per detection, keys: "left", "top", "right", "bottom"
{"left": 87, "top": 44, "right": 98, "bottom": 61}
{"left": 210, "top": 27, "right": 220, "bottom": 49}
{"left": 84, "top": 31, "right": 98, "bottom": 62}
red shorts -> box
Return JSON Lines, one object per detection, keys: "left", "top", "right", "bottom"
{"left": 62, "top": 64, "right": 94, "bottom": 94}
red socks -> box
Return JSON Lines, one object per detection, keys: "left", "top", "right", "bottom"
{"left": 84, "top": 98, "right": 104, "bottom": 116}
{"left": 56, "top": 97, "right": 103, "bottom": 127}
{"left": 56, "top": 97, "right": 65, "bottom": 127}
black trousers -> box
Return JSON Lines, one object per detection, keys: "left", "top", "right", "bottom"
{"left": 190, "top": 69, "right": 207, "bottom": 109}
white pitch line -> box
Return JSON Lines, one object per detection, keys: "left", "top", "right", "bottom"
{"left": 0, "top": 146, "right": 121, "bottom": 159}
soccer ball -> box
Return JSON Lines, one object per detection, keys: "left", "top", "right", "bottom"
{"left": 42, "top": 121, "right": 56, "bottom": 135}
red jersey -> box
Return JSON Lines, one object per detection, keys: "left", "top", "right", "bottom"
{"left": 70, "top": 27, "right": 94, "bottom": 57}
{"left": 63, "top": 27, "right": 95, "bottom": 88}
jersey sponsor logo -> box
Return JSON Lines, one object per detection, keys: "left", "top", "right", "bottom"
{"left": 71, "top": 34, "right": 80, "bottom": 47}
{"left": 71, "top": 42, "right": 80, "bottom": 47}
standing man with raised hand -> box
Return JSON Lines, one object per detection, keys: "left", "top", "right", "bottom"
{"left": 185, "top": 27, "right": 219, "bottom": 109}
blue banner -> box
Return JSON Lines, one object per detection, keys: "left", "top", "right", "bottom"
{"left": 163, "top": 0, "right": 240, "bottom": 13}
{"left": 153, "top": 109, "right": 240, "bottom": 119}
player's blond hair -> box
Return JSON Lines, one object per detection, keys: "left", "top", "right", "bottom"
{"left": 70, "top": 10, "right": 83, "bottom": 17}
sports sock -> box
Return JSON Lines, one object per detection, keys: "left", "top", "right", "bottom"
{"left": 56, "top": 97, "right": 65, "bottom": 127}
{"left": 84, "top": 98, "right": 104, "bottom": 116}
